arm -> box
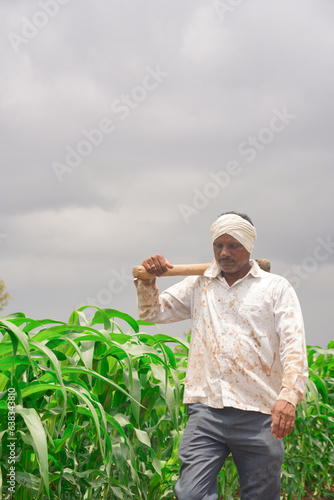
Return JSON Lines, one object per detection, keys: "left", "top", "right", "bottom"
{"left": 271, "top": 280, "right": 308, "bottom": 438}
{"left": 274, "top": 280, "right": 308, "bottom": 405}
{"left": 134, "top": 255, "right": 193, "bottom": 324}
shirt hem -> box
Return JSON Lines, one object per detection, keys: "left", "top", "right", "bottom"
{"left": 183, "top": 397, "right": 272, "bottom": 415}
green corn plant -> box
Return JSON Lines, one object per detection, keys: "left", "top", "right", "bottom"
{"left": 0, "top": 307, "right": 333, "bottom": 500}
{"left": 0, "top": 308, "right": 190, "bottom": 499}
{"left": 281, "top": 340, "right": 334, "bottom": 500}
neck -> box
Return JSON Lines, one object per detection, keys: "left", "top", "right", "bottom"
{"left": 222, "top": 261, "right": 252, "bottom": 286}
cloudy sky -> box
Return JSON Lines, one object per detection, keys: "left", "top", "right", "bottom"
{"left": 1, "top": 0, "right": 333, "bottom": 347}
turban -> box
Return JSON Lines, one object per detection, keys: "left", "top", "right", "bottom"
{"left": 210, "top": 213, "right": 257, "bottom": 253}
{"left": 204, "top": 214, "right": 257, "bottom": 278}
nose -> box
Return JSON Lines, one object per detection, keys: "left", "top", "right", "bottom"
{"left": 220, "top": 246, "right": 231, "bottom": 259}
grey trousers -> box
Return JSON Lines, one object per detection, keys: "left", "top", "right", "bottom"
{"left": 174, "top": 404, "right": 284, "bottom": 500}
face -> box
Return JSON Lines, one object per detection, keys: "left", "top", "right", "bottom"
{"left": 213, "top": 233, "right": 251, "bottom": 278}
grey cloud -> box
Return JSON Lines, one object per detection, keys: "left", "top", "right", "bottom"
{"left": 1, "top": 0, "right": 333, "bottom": 347}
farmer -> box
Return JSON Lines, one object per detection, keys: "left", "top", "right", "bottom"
{"left": 134, "top": 212, "right": 308, "bottom": 500}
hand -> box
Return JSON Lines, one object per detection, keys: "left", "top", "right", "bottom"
{"left": 271, "top": 400, "right": 296, "bottom": 439}
{"left": 141, "top": 254, "right": 173, "bottom": 277}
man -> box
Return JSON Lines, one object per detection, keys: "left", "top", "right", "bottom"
{"left": 134, "top": 212, "right": 308, "bottom": 500}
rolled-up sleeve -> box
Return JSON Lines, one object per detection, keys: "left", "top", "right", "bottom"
{"left": 134, "top": 276, "right": 195, "bottom": 324}
{"left": 273, "top": 280, "right": 309, "bottom": 406}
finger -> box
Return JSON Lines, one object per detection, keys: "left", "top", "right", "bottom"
{"left": 147, "top": 255, "right": 169, "bottom": 276}
{"left": 142, "top": 258, "right": 160, "bottom": 275}
{"left": 150, "top": 257, "right": 166, "bottom": 276}
{"left": 165, "top": 259, "right": 174, "bottom": 269}
{"left": 271, "top": 414, "right": 280, "bottom": 437}
{"left": 142, "top": 259, "right": 155, "bottom": 273}
{"left": 276, "top": 414, "right": 295, "bottom": 439}
{"left": 141, "top": 255, "right": 172, "bottom": 276}
{"left": 155, "top": 255, "right": 172, "bottom": 273}
{"left": 151, "top": 255, "right": 172, "bottom": 275}
{"left": 275, "top": 417, "right": 287, "bottom": 439}
{"left": 281, "top": 415, "right": 296, "bottom": 438}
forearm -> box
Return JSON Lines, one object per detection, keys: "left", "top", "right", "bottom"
{"left": 274, "top": 282, "right": 309, "bottom": 406}
{"left": 134, "top": 277, "right": 193, "bottom": 324}
{"left": 278, "top": 336, "right": 308, "bottom": 406}
{"left": 134, "top": 278, "right": 161, "bottom": 322}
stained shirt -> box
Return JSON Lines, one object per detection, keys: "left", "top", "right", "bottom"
{"left": 134, "top": 260, "right": 308, "bottom": 415}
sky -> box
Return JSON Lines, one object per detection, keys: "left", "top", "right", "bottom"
{"left": 0, "top": 0, "right": 333, "bottom": 347}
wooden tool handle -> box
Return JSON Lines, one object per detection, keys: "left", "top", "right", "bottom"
{"left": 132, "top": 263, "right": 210, "bottom": 279}
{"left": 133, "top": 259, "right": 271, "bottom": 279}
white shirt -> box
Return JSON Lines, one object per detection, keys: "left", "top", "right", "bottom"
{"left": 135, "top": 260, "right": 308, "bottom": 414}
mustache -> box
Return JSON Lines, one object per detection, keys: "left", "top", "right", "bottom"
{"left": 219, "top": 258, "right": 234, "bottom": 263}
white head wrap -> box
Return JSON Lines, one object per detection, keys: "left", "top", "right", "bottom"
{"left": 204, "top": 214, "right": 257, "bottom": 278}
{"left": 210, "top": 213, "right": 257, "bottom": 253}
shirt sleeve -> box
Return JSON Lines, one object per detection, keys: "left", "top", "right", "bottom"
{"left": 134, "top": 276, "right": 195, "bottom": 324}
{"left": 273, "top": 279, "right": 309, "bottom": 406}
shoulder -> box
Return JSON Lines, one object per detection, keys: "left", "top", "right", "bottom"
{"left": 251, "top": 260, "right": 287, "bottom": 285}
{"left": 254, "top": 265, "right": 297, "bottom": 294}
{"left": 259, "top": 269, "right": 289, "bottom": 285}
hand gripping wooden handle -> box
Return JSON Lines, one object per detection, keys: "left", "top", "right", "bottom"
{"left": 132, "top": 259, "right": 271, "bottom": 279}
{"left": 132, "top": 263, "right": 210, "bottom": 279}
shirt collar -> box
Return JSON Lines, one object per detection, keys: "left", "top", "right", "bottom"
{"left": 204, "top": 258, "right": 261, "bottom": 279}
